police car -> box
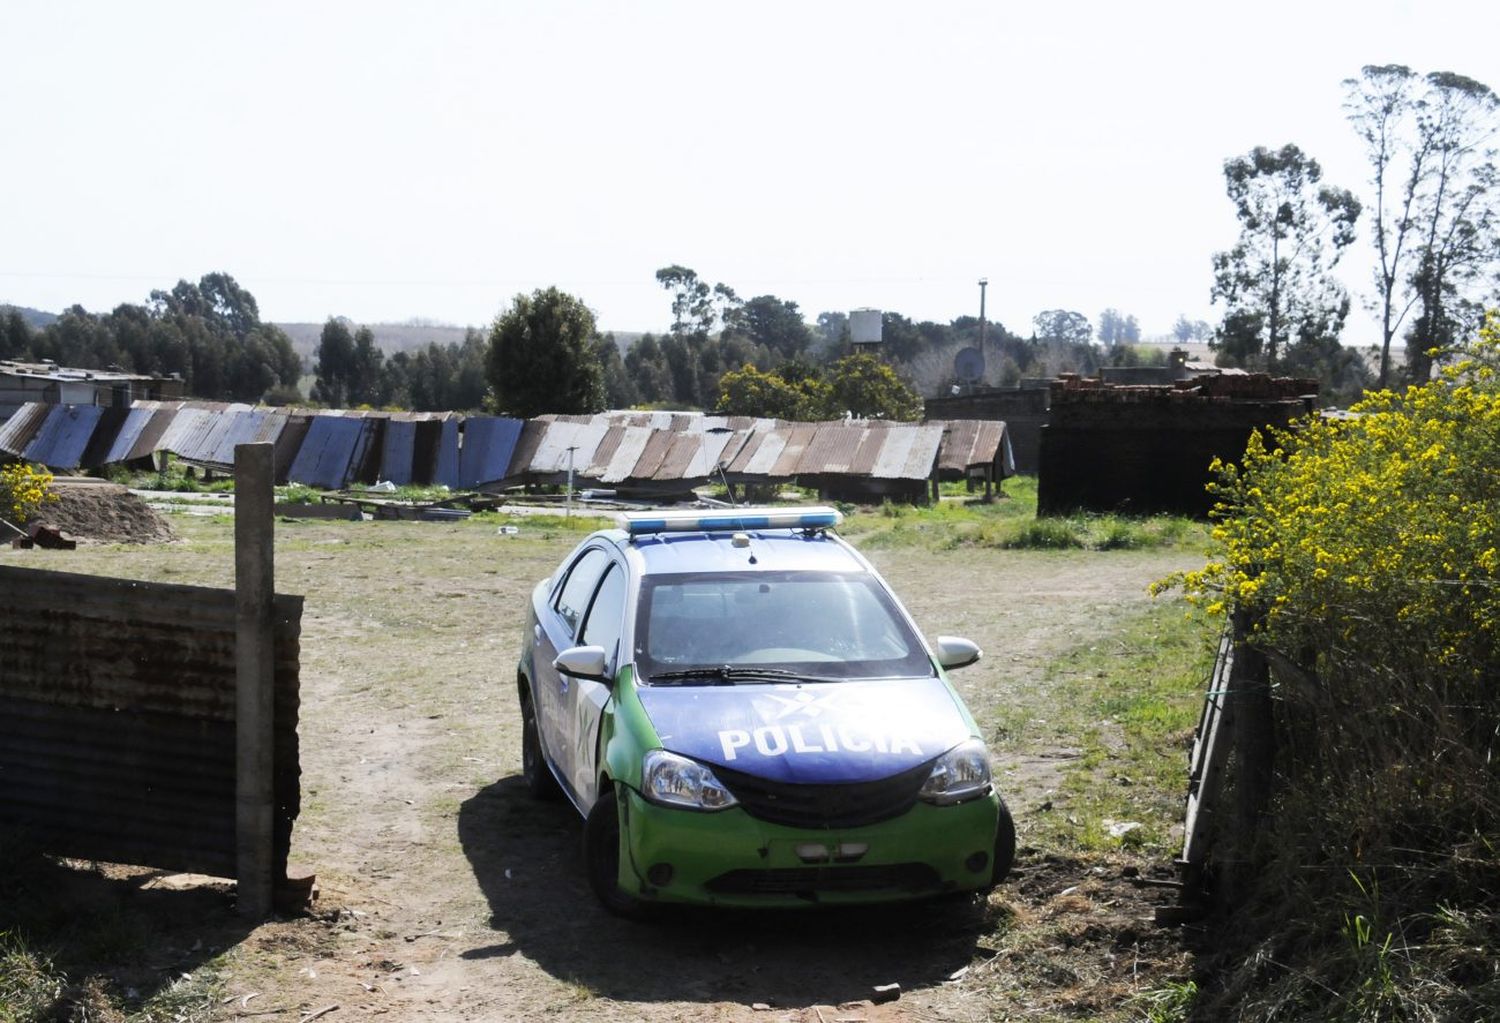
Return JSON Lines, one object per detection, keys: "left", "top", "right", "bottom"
{"left": 516, "top": 506, "right": 1014, "bottom": 914}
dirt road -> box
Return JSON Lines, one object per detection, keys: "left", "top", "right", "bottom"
{"left": 14, "top": 517, "right": 1205, "bottom": 1022}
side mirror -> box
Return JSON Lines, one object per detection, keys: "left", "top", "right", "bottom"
{"left": 554, "top": 645, "right": 609, "bottom": 681}
{"left": 936, "top": 636, "right": 982, "bottom": 670}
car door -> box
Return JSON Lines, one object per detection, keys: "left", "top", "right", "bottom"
{"left": 568, "top": 561, "right": 627, "bottom": 809}
{"left": 535, "top": 546, "right": 611, "bottom": 793}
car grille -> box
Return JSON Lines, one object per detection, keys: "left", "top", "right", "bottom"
{"left": 705, "top": 864, "right": 943, "bottom": 897}
{"left": 713, "top": 760, "right": 932, "bottom": 829}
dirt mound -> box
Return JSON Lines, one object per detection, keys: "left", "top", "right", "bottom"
{"left": 33, "top": 481, "right": 176, "bottom": 545}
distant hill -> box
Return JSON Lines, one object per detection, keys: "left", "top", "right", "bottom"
{"left": 0, "top": 304, "right": 59, "bottom": 330}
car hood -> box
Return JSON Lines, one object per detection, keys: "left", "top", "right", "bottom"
{"left": 635, "top": 677, "right": 972, "bottom": 784}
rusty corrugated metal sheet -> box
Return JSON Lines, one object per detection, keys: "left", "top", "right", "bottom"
{"left": 768, "top": 424, "right": 819, "bottom": 477}
{"left": 0, "top": 402, "right": 53, "bottom": 457}
{"left": 457, "top": 416, "right": 525, "bottom": 488}
{"left": 652, "top": 429, "right": 735, "bottom": 481}
{"left": 595, "top": 426, "right": 654, "bottom": 484}
{"left": 22, "top": 405, "right": 106, "bottom": 469}
{"left": 527, "top": 420, "right": 610, "bottom": 475}
{"left": 726, "top": 428, "right": 789, "bottom": 476}
{"left": 0, "top": 565, "right": 300, "bottom": 880}
{"left": 795, "top": 425, "right": 868, "bottom": 475}
{"left": 935, "top": 419, "right": 1008, "bottom": 472}
{"left": 584, "top": 424, "right": 627, "bottom": 476}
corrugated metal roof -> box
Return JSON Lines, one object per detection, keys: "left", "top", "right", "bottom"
{"left": 935, "top": 419, "right": 1009, "bottom": 473}
{"left": 726, "top": 428, "right": 789, "bottom": 477}
{"left": 768, "top": 424, "right": 819, "bottom": 478}
{"left": 457, "top": 417, "right": 525, "bottom": 488}
{"left": 0, "top": 403, "right": 52, "bottom": 457}
{"left": 595, "top": 426, "right": 654, "bottom": 484}
{"left": 286, "top": 416, "right": 378, "bottom": 489}
{"left": 22, "top": 405, "right": 105, "bottom": 469}
{"left": 527, "top": 420, "right": 610, "bottom": 475}
{"left": 795, "top": 425, "right": 867, "bottom": 475}
{"left": 652, "top": 430, "right": 735, "bottom": 481}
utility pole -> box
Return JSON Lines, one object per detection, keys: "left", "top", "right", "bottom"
{"left": 565, "top": 446, "right": 577, "bottom": 519}
{"left": 978, "top": 278, "right": 988, "bottom": 351}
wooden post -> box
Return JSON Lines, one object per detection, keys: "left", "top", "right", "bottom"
{"left": 235, "top": 442, "right": 275, "bottom": 919}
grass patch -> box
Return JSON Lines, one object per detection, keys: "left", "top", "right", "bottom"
{"left": 840, "top": 477, "right": 1207, "bottom": 554}
{"left": 1020, "top": 601, "right": 1217, "bottom": 856}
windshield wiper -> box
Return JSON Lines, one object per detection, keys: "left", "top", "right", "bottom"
{"left": 648, "top": 666, "right": 843, "bottom": 685}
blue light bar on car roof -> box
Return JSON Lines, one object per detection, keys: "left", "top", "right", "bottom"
{"left": 615, "top": 506, "right": 844, "bottom": 536}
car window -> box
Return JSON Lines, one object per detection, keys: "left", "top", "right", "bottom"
{"left": 634, "top": 570, "right": 933, "bottom": 682}
{"left": 578, "top": 563, "right": 626, "bottom": 666}
{"left": 554, "top": 548, "right": 610, "bottom": 636}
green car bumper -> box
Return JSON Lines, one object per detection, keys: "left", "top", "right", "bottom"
{"left": 617, "top": 786, "right": 1002, "bottom": 907}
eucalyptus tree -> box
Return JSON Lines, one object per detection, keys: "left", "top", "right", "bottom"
{"left": 1210, "top": 144, "right": 1361, "bottom": 371}
{"left": 1344, "top": 65, "right": 1500, "bottom": 385}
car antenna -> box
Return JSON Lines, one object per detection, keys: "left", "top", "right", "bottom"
{"left": 715, "top": 460, "right": 737, "bottom": 507}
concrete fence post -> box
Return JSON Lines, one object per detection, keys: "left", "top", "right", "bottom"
{"left": 235, "top": 442, "right": 275, "bottom": 918}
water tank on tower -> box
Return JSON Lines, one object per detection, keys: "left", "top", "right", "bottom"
{"left": 850, "top": 308, "right": 883, "bottom": 347}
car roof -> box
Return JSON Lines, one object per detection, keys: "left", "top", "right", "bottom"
{"left": 600, "top": 527, "right": 868, "bottom": 577}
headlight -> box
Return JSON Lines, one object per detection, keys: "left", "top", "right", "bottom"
{"left": 918, "top": 739, "right": 992, "bottom": 805}
{"left": 642, "top": 750, "right": 739, "bottom": 811}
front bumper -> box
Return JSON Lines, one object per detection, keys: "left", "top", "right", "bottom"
{"left": 618, "top": 786, "right": 1002, "bottom": 907}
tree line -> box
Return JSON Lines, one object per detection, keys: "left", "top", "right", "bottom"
{"left": 1, "top": 274, "right": 302, "bottom": 402}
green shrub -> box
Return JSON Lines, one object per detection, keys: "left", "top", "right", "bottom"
{"left": 1162, "top": 312, "right": 1500, "bottom": 1022}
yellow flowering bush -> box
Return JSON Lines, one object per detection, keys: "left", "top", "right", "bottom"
{"left": 1168, "top": 313, "right": 1500, "bottom": 1020}
{"left": 0, "top": 461, "right": 58, "bottom": 525}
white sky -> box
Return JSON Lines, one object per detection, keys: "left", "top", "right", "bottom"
{"left": 3, "top": 1, "right": 1496, "bottom": 345}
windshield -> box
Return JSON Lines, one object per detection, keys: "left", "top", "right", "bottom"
{"left": 634, "top": 570, "right": 933, "bottom": 684}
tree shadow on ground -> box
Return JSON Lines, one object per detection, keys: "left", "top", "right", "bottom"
{"left": 0, "top": 836, "right": 257, "bottom": 1013}
{"left": 457, "top": 777, "right": 998, "bottom": 1007}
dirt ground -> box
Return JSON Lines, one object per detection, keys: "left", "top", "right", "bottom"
{"left": 7, "top": 515, "right": 1206, "bottom": 1022}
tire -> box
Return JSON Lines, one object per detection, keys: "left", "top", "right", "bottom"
{"left": 583, "top": 789, "right": 647, "bottom": 918}
{"left": 520, "top": 692, "right": 560, "bottom": 801}
{"left": 991, "top": 798, "right": 1017, "bottom": 885}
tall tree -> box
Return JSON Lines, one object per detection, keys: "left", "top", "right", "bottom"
{"left": 729, "top": 295, "right": 814, "bottom": 359}
{"left": 349, "top": 326, "right": 385, "bottom": 405}
{"left": 311, "top": 318, "right": 356, "bottom": 407}
{"left": 655, "top": 265, "right": 715, "bottom": 338}
{"left": 1097, "top": 308, "right": 1141, "bottom": 346}
{"left": 1032, "top": 309, "right": 1093, "bottom": 345}
{"left": 1171, "top": 314, "right": 1213, "bottom": 344}
{"left": 1344, "top": 65, "right": 1500, "bottom": 386}
{"left": 1210, "top": 144, "right": 1361, "bottom": 371}
{"left": 486, "top": 287, "right": 604, "bottom": 417}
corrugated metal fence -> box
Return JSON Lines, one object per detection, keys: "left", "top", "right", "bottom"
{"left": 0, "top": 566, "right": 302, "bottom": 880}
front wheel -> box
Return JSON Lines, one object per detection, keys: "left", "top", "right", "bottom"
{"left": 520, "top": 692, "right": 560, "bottom": 801}
{"left": 991, "top": 798, "right": 1017, "bottom": 885}
{"left": 583, "top": 791, "right": 647, "bottom": 918}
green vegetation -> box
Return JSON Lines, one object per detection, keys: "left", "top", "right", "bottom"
{"left": 0, "top": 462, "right": 57, "bottom": 524}
{"left": 840, "top": 477, "right": 1207, "bottom": 554}
{"left": 1162, "top": 315, "right": 1500, "bottom": 1021}
{"left": 716, "top": 351, "right": 924, "bottom": 421}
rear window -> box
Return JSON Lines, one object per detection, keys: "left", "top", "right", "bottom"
{"left": 634, "top": 570, "right": 933, "bottom": 683}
